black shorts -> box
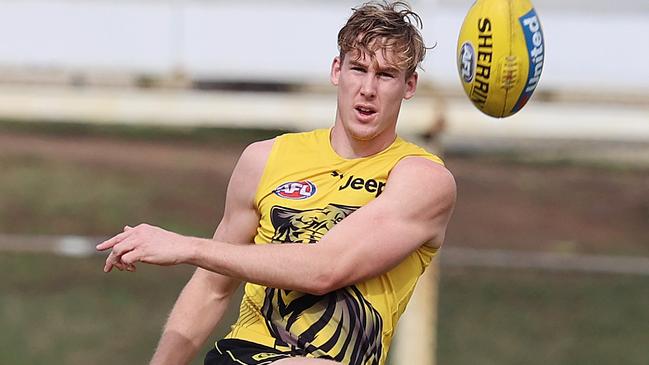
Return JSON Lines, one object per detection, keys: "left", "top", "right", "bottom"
{"left": 204, "top": 339, "right": 293, "bottom": 365}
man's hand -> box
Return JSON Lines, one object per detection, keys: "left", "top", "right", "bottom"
{"left": 96, "top": 224, "right": 192, "bottom": 273}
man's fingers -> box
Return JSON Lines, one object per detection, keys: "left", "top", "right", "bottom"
{"left": 121, "top": 249, "right": 141, "bottom": 266}
{"left": 104, "top": 250, "right": 118, "bottom": 272}
{"left": 104, "top": 258, "right": 114, "bottom": 273}
{"left": 104, "top": 260, "right": 129, "bottom": 273}
{"left": 96, "top": 230, "right": 131, "bottom": 251}
{"left": 111, "top": 238, "right": 137, "bottom": 258}
{"left": 104, "top": 246, "right": 127, "bottom": 272}
{"left": 99, "top": 223, "right": 156, "bottom": 273}
{"left": 103, "top": 249, "right": 136, "bottom": 273}
{"left": 99, "top": 228, "right": 140, "bottom": 273}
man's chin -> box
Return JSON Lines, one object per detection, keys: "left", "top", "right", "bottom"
{"left": 348, "top": 125, "right": 379, "bottom": 141}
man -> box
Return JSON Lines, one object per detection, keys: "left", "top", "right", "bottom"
{"left": 97, "top": 2, "right": 456, "bottom": 364}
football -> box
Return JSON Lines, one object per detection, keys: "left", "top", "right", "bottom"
{"left": 456, "top": 0, "right": 545, "bottom": 118}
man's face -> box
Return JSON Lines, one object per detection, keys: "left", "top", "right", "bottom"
{"left": 330, "top": 48, "right": 418, "bottom": 142}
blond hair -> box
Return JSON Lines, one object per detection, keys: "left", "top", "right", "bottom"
{"left": 337, "top": 1, "right": 428, "bottom": 78}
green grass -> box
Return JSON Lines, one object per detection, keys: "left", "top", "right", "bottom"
{"left": 437, "top": 267, "right": 649, "bottom": 365}
{"left": 2, "top": 122, "right": 647, "bottom": 364}
{"left": 0, "top": 155, "right": 223, "bottom": 236}
{"left": 0, "top": 121, "right": 291, "bottom": 237}
{"left": 2, "top": 253, "right": 647, "bottom": 365}
{"left": 0, "top": 252, "right": 240, "bottom": 365}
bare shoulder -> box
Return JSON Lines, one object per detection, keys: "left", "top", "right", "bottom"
{"left": 225, "top": 138, "right": 276, "bottom": 206}
{"left": 379, "top": 157, "right": 456, "bottom": 249}
{"left": 235, "top": 138, "right": 275, "bottom": 177}
{"left": 390, "top": 156, "right": 456, "bottom": 196}
{"left": 382, "top": 156, "right": 456, "bottom": 221}
{"left": 240, "top": 138, "right": 275, "bottom": 163}
{"left": 244, "top": 138, "right": 275, "bottom": 154}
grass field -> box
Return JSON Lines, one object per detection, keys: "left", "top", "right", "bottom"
{"left": 0, "top": 252, "right": 218, "bottom": 365}
{"left": 1, "top": 121, "right": 648, "bottom": 364}
{"left": 0, "top": 153, "right": 221, "bottom": 236}
{"left": 2, "top": 252, "right": 648, "bottom": 365}
{"left": 437, "top": 267, "right": 649, "bottom": 365}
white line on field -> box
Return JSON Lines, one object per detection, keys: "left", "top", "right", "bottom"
{"left": 440, "top": 247, "right": 649, "bottom": 276}
{"left": 0, "top": 233, "right": 104, "bottom": 258}
{"left": 1, "top": 234, "right": 649, "bottom": 276}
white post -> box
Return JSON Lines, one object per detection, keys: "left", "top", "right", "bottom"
{"left": 391, "top": 256, "right": 440, "bottom": 365}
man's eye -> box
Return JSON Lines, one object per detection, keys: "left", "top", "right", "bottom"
{"left": 351, "top": 67, "right": 365, "bottom": 72}
{"left": 379, "top": 72, "right": 394, "bottom": 79}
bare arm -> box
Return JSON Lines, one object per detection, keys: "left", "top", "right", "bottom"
{"left": 135, "top": 140, "right": 271, "bottom": 365}
{"left": 190, "top": 157, "right": 456, "bottom": 294}
{"left": 149, "top": 268, "right": 237, "bottom": 365}
{"left": 100, "top": 156, "right": 455, "bottom": 296}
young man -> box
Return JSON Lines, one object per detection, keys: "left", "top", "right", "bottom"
{"left": 97, "top": 2, "right": 456, "bottom": 364}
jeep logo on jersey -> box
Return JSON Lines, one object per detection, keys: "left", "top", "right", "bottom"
{"left": 339, "top": 175, "right": 386, "bottom": 197}
{"left": 274, "top": 181, "right": 317, "bottom": 200}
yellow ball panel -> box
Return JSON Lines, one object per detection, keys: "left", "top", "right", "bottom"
{"left": 457, "top": 0, "right": 545, "bottom": 118}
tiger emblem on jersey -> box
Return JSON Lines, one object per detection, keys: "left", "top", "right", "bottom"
{"left": 270, "top": 204, "right": 358, "bottom": 243}
{"left": 262, "top": 204, "right": 383, "bottom": 365}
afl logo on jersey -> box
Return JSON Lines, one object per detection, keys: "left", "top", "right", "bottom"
{"left": 274, "top": 181, "right": 317, "bottom": 200}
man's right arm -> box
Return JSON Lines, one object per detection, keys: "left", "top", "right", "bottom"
{"left": 149, "top": 139, "right": 273, "bottom": 365}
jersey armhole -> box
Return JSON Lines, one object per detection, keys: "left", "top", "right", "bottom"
{"left": 253, "top": 136, "right": 283, "bottom": 210}
{"left": 388, "top": 153, "right": 445, "bottom": 178}
{"left": 405, "top": 153, "right": 445, "bottom": 167}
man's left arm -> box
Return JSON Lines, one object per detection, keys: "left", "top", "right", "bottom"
{"left": 98, "top": 157, "right": 456, "bottom": 294}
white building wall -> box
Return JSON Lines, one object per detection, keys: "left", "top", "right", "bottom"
{"left": 0, "top": 0, "right": 647, "bottom": 95}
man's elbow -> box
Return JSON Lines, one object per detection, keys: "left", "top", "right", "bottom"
{"left": 303, "top": 263, "right": 353, "bottom": 296}
{"left": 302, "top": 275, "right": 333, "bottom": 296}
{"left": 303, "top": 284, "right": 332, "bottom": 296}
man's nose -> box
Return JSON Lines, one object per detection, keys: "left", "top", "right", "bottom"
{"left": 360, "top": 74, "right": 377, "bottom": 98}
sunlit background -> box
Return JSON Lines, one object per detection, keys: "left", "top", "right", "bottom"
{"left": 0, "top": 1, "right": 647, "bottom": 364}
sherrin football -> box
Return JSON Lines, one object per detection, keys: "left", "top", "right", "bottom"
{"left": 457, "top": 0, "right": 545, "bottom": 118}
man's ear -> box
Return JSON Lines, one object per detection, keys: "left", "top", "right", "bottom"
{"left": 330, "top": 56, "right": 342, "bottom": 86}
{"left": 403, "top": 72, "right": 418, "bottom": 100}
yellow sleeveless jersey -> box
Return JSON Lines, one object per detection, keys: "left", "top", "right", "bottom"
{"left": 224, "top": 128, "right": 444, "bottom": 365}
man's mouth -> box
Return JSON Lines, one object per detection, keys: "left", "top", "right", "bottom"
{"left": 355, "top": 105, "right": 377, "bottom": 116}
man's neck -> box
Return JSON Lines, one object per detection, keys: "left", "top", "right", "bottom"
{"left": 329, "top": 123, "right": 397, "bottom": 159}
